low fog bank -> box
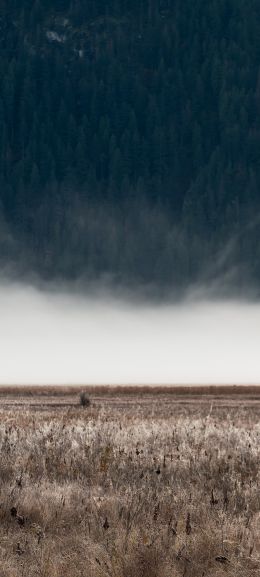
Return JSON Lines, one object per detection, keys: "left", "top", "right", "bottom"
{"left": 1, "top": 282, "right": 260, "bottom": 385}
{"left": 0, "top": 284, "right": 260, "bottom": 384}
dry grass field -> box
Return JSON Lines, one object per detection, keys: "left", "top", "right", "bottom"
{"left": 0, "top": 386, "right": 260, "bottom": 577}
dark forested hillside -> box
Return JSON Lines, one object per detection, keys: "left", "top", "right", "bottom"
{"left": 0, "top": 0, "right": 260, "bottom": 294}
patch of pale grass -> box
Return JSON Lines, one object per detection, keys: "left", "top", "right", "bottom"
{"left": 0, "top": 401, "right": 259, "bottom": 576}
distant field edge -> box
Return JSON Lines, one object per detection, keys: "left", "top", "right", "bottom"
{"left": 0, "top": 384, "right": 260, "bottom": 397}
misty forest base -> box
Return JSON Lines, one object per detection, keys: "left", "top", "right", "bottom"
{"left": 1, "top": 0, "right": 260, "bottom": 293}
{"left": 0, "top": 393, "right": 259, "bottom": 577}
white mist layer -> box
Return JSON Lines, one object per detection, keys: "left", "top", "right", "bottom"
{"left": 0, "top": 284, "right": 259, "bottom": 385}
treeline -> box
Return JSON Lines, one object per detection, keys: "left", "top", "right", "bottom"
{"left": 0, "top": 0, "right": 260, "bottom": 292}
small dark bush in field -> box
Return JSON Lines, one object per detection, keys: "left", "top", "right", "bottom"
{"left": 79, "top": 391, "right": 91, "bottom": 407}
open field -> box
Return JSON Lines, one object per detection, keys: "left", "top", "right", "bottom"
{"left": 0, "top": 387, "right": 260, "bottom": 576}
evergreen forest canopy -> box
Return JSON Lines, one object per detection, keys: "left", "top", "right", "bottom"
{"left": 0, "top": 0, "right": 260, "bottom": 296}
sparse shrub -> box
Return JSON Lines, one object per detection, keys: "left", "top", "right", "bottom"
{"left": 79, "top": 391, "right": 91, "bottom": 407}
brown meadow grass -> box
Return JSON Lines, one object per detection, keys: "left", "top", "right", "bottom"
{"left": 1, "top": 384, "right": 260, "bottom": 396}
{"left": 0, "top": 390, "right": 260, "bottom": 576}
